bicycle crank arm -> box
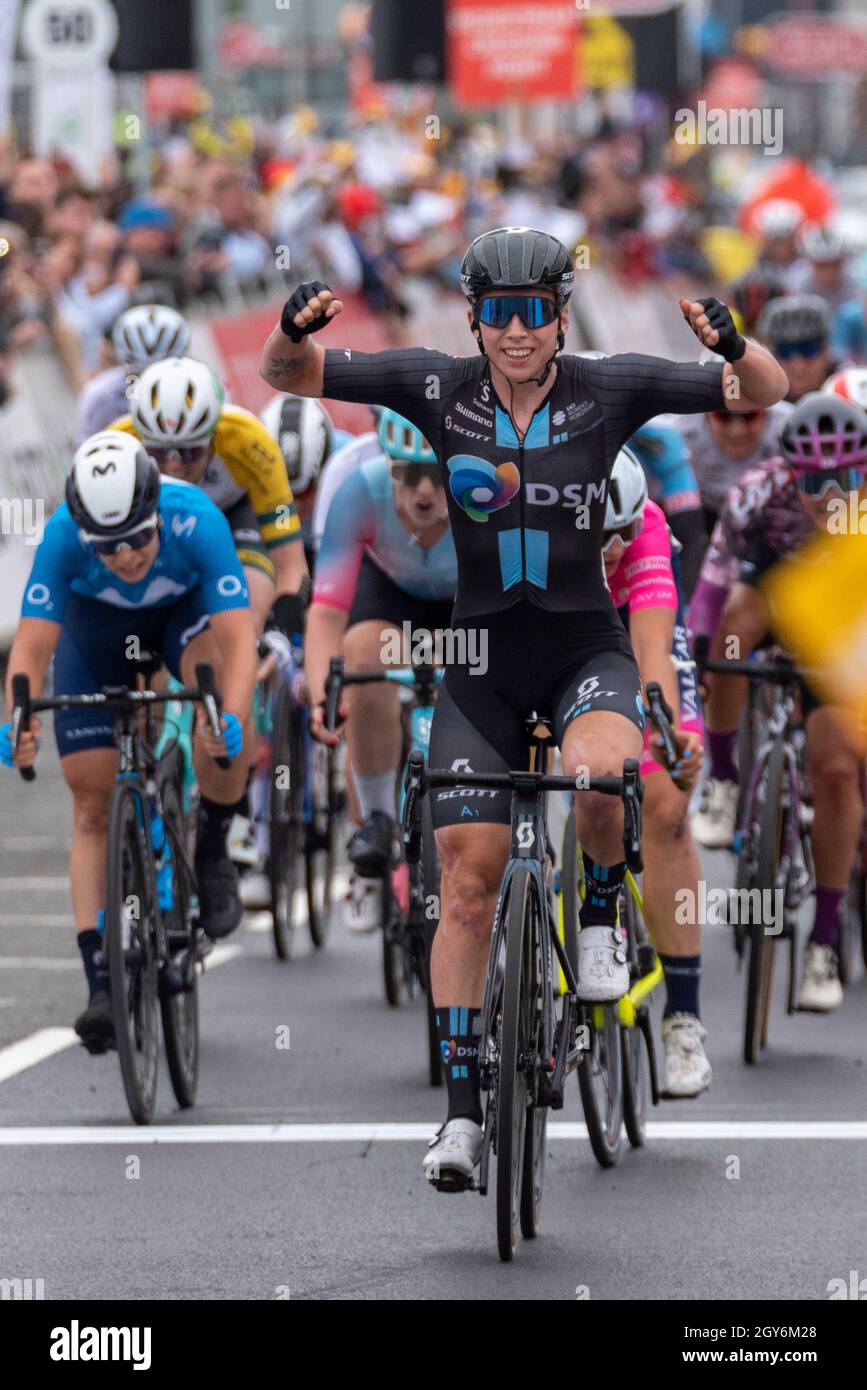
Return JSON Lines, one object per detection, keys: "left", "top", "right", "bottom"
{"left": 539, "top": 994, "right": 575, "bottom": 1110}
{"left": 638, "top": 1008, "right": 661, "bottom": 1106}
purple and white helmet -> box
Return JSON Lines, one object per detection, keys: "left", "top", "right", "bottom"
{"left": 778, "top": 392, "right": 867, "bottom": 474}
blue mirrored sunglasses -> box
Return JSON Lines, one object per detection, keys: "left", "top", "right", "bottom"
{"left": 795, "top": 466, "right": 867, "bottom": 498}
{"left": 91, "top": 524, "right": 158, "bottom": 557}
{"left": 476, "top": 295, "right": 560, "bottom": 330}
{"left": 776, "top": 338, "right": 825, "bottom": 361}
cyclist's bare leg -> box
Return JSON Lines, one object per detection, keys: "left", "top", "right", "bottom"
{"left": 703, "top": 582, "right": 767, "bottom": 735}
{"left": 807, "top": 706, "right": 863, "bottom": 889}
{"left": 342, "top": 618, "right": 403, "bottom": 811}
{"left": 432, "top": 822, "right": 510, "bottom": 1006}
{"left": 642, "top": 772, "right": 701, "bottom": 955}
{"left": 560, "top": 709, "right": 643, "bottom": 863}
{"left": 61, "top": 748, "right": 120, "bottom": 933}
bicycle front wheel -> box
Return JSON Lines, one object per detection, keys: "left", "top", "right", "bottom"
{"left": 269, "top": 682, "right": 304, "bottom": 960}
{"left": 106, "top": 781, "right": 159, "bottom": 1125}
{"left": 305, "top": 738, "right": 336, "bottom": 949}
{"left": 159, "top": 771, "right": 199, "bottom": 1109}
{"left": 496, "top": 865, "right": 538, "bottom": 1262}
{"left": 620, "top": 889, "right": 649, "bottom": 1149}
{"left": 420, "top": 800, "right": 443, "bottom": 1087}
{"left": 744, "top": 740, "right": 785, "bottom": 1064}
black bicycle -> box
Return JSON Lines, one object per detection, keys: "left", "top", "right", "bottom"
{"left": 326, "top": 656, "right": 443, "bottom": 1086}
{"left": 11, "top": 660, "right": 229, "bottom": 1123}
{"left": 404, "top": 718, "right": 643, "bottom": 1261}
{"left": 704, "top": 654, "right": 815, "bottom": 1063}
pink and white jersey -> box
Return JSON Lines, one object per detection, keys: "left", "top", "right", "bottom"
{"left": 606, "top": 499, "right": 677, "bottom": 615}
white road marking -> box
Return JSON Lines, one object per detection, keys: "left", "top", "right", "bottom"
{"left": 1, "top": 878, "right": 70, "bottom": 890}
{"left": 0, "top": 958, "right": 80, "bottom": 970}
{"left": 0, "top": 916, "right": 75, "bottom": 927}
{"left": 0, "top": 1028, "right": 77, "bottom": 1083}
{"left": 0, "top": 838, "right": 72, "bottom": 849}
{"left": 0, "top": 944, "right": 242, "bottom": 1084}
{"left": 0, "top": 1120, "right": 866, "bottom": 1146}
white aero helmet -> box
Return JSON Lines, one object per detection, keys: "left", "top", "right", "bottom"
{"left": 66, "top": 431, "right": 160, "bottom": 538}
{"left": 130, "top": 356, "right": 224, "bottom": 446}
{"left": 260, "top": 394, "right": 334, "bottom": 495}
{"left": 111, "top": 304, "right": 190, "bottom": 367}
{"left": 799, "top": 223, "right": 847, "bottom": 263}
{"left": 822, "top": 367, "right": 867, "bottom": 412}
{"left": 754, "top": 198, "right": 805, "bottom": 240}
{"left": 605, "top": 445, "right": 648, "bottom": 536}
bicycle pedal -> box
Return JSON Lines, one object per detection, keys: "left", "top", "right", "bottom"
{"left": 428, "top": 1173, "right": 477, "bottom": 1194}
{"left": 158, "top": 965, "right": 186, "bottom": 1000}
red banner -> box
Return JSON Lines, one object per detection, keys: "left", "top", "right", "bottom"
{"left": 209, "top": 294, "right": 393, "bottom": 435}
{"left": 447, "top": 0, "right": 578, "bottom": 107}
{"left": 764, "top": 17, "right": 867, "bottom": 78}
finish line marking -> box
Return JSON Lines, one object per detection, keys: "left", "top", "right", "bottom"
{"left": 1, "top": 1120, "right": 867, "bottom": 1146}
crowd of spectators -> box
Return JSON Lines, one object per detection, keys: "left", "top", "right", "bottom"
{"left": 0, "top": 92, "right": 865, "bottom": 402}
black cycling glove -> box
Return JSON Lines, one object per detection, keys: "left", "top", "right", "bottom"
{"left": 689, "top": 297, "right": 746, "bottom": 363}
{"left": 269, "top": 588, "right": 308, "bottom": 641}
{"left": 280, "top": 281, "right": 334, "bottom": 343}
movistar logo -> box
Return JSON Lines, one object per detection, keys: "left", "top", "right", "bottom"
{"left": 92, "top": 462, "right": 117, "bottom": 476}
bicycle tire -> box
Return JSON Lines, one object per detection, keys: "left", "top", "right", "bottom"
{"left": 305, "top": 738, "right": 335, "bottom": 948}
{"left": 269, "top": 682, "right": 304, "bottom": 961}
{"left": 382, "top": 894, "right": 404, "bottom": 1007}
{"left": 420, "top": 799, "right": 443, "bottom": 1087}
{"left": 106, "top": 780, "right": 159, "bottom": 1125}
{"left": 620, "top": 889, "right": 649, "bottom": 1149}
{"left": 159, "top": 773, "right": 199, "bottom": 1109}
{"left": 562, "top": 811, "right": 624, "bottom": 1166}
{"left": 519, "top": 873, "right": 547, "bottom": 1238}
{"left": 744, "top": 739, "right": 785, "bottom": 1064}
{"left": 497, "top": 865, "right": 534, "bottom": 1262}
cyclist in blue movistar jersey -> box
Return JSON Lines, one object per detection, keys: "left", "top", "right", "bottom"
{"left": 260, "top": 228, "right": 788, "bottom": 1184}
{"left": 1, "top": 431, "right": 257, "bottom": 1050}
{"left": 77, "top": 303, "right": 191, "bottom": 443}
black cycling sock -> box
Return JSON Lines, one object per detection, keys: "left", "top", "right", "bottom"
{"left": 78, "top": 924, "right": 109, "bottom": 1000}
{"left": 580, "top": 854, "right": 626, "bottom": 926}
{"left": 196, "top": 796, "right": 237, "bottom": 864}
{"left": 660, "top": 953, "right": 701, "bottom": 1019}
{"left": 438, "top": 1006, "right": 483, "bottom": 1125}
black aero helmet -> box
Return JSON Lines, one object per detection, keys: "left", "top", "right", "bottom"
{"left": 460, "top": 226, "right": 574, "bottom": 307}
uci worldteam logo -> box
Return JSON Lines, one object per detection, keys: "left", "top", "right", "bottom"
{"left": 446, "top": 454, "right": 519, "bottom": 522}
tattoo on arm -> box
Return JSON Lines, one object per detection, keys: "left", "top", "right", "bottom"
{"left": 265, "top": 355, "right": 306, "bottom": 382}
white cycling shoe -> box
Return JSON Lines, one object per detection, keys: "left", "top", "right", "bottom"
{"left": 239, "top": 871, "right": 270, "bottom": 911}
{"left": 797, "top": 943, "right": 843, "bottom": 1013}
{"left": 660, "top": 1013, "right": 712, "bottom": 1099}
{"left": 691, "top": 777, "right": 738, "bottom": 849}
{"left": 346, "top": 874, "right": 382, "bottom": 934}
{"left": 576, "top": 924, "right": 629, "bottom": 1003}
{"left": 423, "top": 1118, "right": 483, "bottom": 1189}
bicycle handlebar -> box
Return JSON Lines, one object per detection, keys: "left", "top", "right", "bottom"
{"left": 402, "top": 752, "right": 644, "bottom": 873}
{"left": 323, "top": 655, "right": 443, "bottom": 733}
{"left": 702, "top": 656, "right": 816, "bottom": 683}
{"left": 644, "top": 681, "right": 690, "bottom": 792}
{"left": 10, "top": 663, "right": 231, "bottom": 779}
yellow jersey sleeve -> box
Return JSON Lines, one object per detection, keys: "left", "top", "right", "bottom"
{"left": 106, "top": 406, "right": 302, "bottom": 551}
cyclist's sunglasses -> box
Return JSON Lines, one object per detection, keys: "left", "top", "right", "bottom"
{"left": 390, "top": 462, "right": 442, "bottom": 488}
{"left": 710, "top": 409, "right": 764, "bottom": 426}
{"left": 795, "top": 465, "right": 867, "bottom": 499}
{"left": 90, "top": 521, "right": 159, "bottom": 556}
{"left": 602, "top": 519, "right": 642, "bottom": 552}
{"left": 148, "top": 443, "right": 211, "bottom": 465}
{"left": 476, "top": 294, "right": 561, "bottom": 330}
{"left": 775, "top": 338, "right": 825, "bottom": 361}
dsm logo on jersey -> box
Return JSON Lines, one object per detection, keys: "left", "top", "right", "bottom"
{"left": 446, "top": 455, "right": 519, "bottom": 522}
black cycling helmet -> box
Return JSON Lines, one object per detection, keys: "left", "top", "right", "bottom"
{"left": 461, "top": 227, "right": 574, "bottom": 384}
{"left": 757, "top": 294, "right": 831, "bottom": 349}
{"left": 460, "top": 226, "right": 575, "bottom": 306}
{"left": 731, "top": 270, "right": 786, "bottom": 334}
{"left": 66, "top": 431, "right": 161, "bottom": 539}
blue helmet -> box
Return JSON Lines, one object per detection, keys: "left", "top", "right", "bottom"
{"left": 378, "top": 408, "right": 436, "bottom": 465}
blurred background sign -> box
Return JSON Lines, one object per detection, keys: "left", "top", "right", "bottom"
{"left": 578, "top": 15, "right": 635, "bottom": 93}
{"left": 446, "top": 0, "right": 578, "bottom": 107}
{"left": 763, "top": 14, "right": 867, "bottom": 79}
{"left": 0, "top": 1, "right": 21, "bottom": 134}
{"left": 21, "top": 0, "right": 118, "bottom": 181}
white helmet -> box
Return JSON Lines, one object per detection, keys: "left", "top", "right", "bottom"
{"left": 111, "top": 304, "right": 190, "bottom": 367}
{"left": 799, "top": 223, "right": 847, "bottom": 263}
{"left": 66, "top": 431, "right": 160, "bottom": 538}
{"left": 260, "top": 394, "right": 334, "bottom": 495}
{"left": 822, "top": 367, "right": 867, "bottom": 412}
{"left": 605, "top": 445, "right": 648, "bottom": 533}
{"left": 754, "top": 199, "right": 805, "bottom": 240}
{"left": 130, "top": 357, "right": 224, "bottom": 446}
{"left": 577, "top": 349, "right": 609, "bottom": 360}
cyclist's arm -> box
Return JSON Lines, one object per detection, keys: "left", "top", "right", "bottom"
{"left": 206, "top": 608, "right": 257, "bottom": 721}
{"left": 260, "top": 331, "right": 326, "bottom": 397}
{"left": 4, "top": 617, "right": 60, "bottom": 708}
{"left": 305, "top": 468, "right": 373, "bottom": 703}
{"left": 629, "top": 605, "right": 680, "bottom": 723}
{"left": 305, "top": 603, "right": 349, "bottom": 713}
{"left": 721, "top": 342, "right": 789, "bottom": 411}
{"left": 630, "top": 422, "right": 706, "bottom": 598}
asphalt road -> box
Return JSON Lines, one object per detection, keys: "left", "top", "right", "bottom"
{"left": 1, "top": 728, "right": 867, "bottom": 1303}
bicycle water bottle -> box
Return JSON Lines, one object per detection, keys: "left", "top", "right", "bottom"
{"left": 151, "top": 812, "right": 175, "bottom": 911}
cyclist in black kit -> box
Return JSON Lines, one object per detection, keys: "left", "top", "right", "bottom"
{"left": 260, "top": 227, "right": 789, "bottom": 1187}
